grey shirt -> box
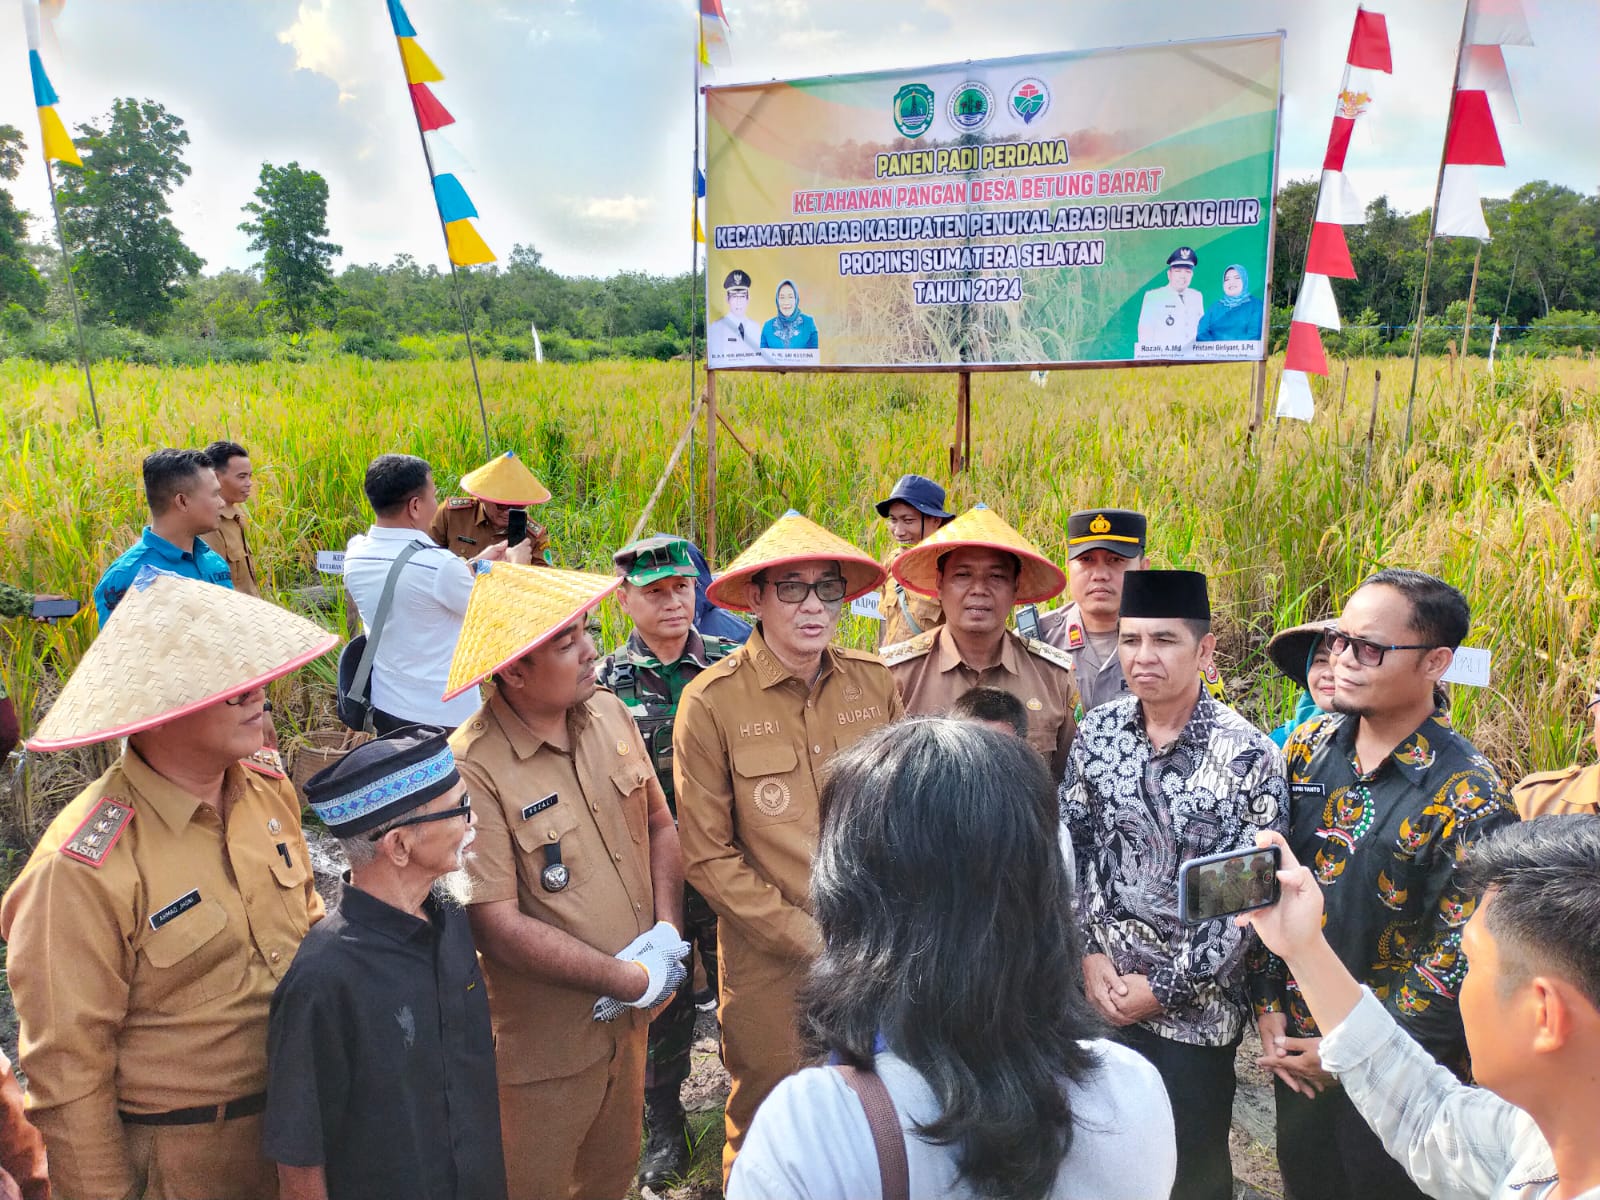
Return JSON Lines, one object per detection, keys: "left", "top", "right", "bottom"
{"left": 1039, "top": 601, "right": 1128, "bottom": 712}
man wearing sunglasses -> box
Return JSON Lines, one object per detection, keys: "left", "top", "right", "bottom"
{"left": 1252, "top": 568, "right": 1518, "bottom": 1200}
{"left": 264, "top": 726, "right": 505, "bottom": 1200}
{"left": 597, "top": 535, "right": 741, "bottom": 1189}
{"left": 1510, "top": 675, "right": 1600, "bottom": 818}
{"left": 674, "top": 511, "right": 902, "bottom": 1184}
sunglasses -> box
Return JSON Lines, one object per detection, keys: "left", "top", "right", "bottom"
{"left": 762, "top": 577, "right": 848, "bottom": 605}
{"left": 372, "top": 794, "right": 472, "bottom": 840}
{"left": 1327, "top": 631, "right": 1439, "bottom": 668}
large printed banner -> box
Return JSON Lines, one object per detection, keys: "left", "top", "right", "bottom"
{"left": 705, "top": 34, "right": 1283, "bottom": 369}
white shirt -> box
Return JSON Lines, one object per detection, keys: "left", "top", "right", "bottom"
{"left": 708, "top": 312, "right": 762, "bottom": 367}
{"left": 1321, "top": 988, "right": 1593, "bottom": 1200}
{"left": 1136, "top": 285, "right": 1204, "bottom": 349}
{"left": 343, "top": 525, "right": 480, "bottom": 727}
{"left": 728, "top": 1041, "right": 1175, "bottom": 1200}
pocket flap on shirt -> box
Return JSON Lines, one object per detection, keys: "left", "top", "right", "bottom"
{"left": 731, "top": 740, "right": 799, "bottom": 779}
{"left": 142, "top": 897, "right": 228, "bottom": 968}
{"left": 610, "top": 761, "right": 653, "bottom": 796}
{"left": 268, "top": 846, "right": 311, "bottom": 889}
{"left": 512, "top": 798, "right": 581, "bottom": 853}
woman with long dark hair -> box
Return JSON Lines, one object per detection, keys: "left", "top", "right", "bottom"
{"left": 728, "top": 718, "right": 1175, "bottom": 1200}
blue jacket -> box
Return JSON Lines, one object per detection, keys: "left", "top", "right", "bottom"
{"left": 94, "top": 527, "right": 234, "bottom": 625}
{"left": 1269, "top": 690, "right": 1323, "bottom": 748}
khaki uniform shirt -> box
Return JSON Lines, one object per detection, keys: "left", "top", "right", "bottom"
{"left": 0, "top": 747, "right": 323, "bottom": 1200}
{"left": 428, "top": 498, "right": 551, "bottom": 563}
{"left": 674, "top": 629, "right": 903, "bottom": 964}
{"left": 876, "top": 550, "right": 943, "bottom": 649}
{"left": 1511, "top": 763, "right": 1599, "bottom": 818}
{"left": 451, "top": 687, "right": 658, "bottom": 1085}
{"left": 200, "top": 506, "right": 259, "bottom": 597}
{"left": 884, "top": 625, "right": 1079, "bottom": 777}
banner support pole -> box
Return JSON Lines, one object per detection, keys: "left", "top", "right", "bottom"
{"left": 706, "top": 369, "right": 719, "bottom": 563}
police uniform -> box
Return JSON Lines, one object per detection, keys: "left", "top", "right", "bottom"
{"left": 1511, "top": 763, "right": 1599, "bottom": 818}
{"left": 452, "top": 687, "right": 660, "bottom": 1200}
{"left": 675, "top": 629, "right": 903, "bottom": 1177}
{"left": 200, "top": 505, "right": 260, "bottom": 597}
{"left": 1137, "top": 246, "right": 1205, "bottom": 350}
{"left": 885, "top": 625, "right": 1078, "bottom": 776}
{"left": 428, "top": 498, "right": 551, "bottom": 563}
{"left": 0, "top": 747, "right": 322, "bottom": 1200}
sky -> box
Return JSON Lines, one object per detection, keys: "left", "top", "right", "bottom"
{"left": 1, "top": 0, "right": 1595, "bottom": 282}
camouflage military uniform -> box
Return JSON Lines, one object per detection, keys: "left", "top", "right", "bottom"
{"left": 596, "top": 627, "right": 738, "bottom": 1101}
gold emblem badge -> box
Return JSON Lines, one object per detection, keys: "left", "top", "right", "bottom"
{"left": 267, "top": 818, "right": 282, "bottom": 835}
{"left": 1089, "top": 513, "right": 1111, "bottom": 534}
{"left": 752, "top": 777, "right": 792, "bottom": 817}
{"left": 617, "top": 740, "right": 631, "bottom": 755}
{"left": 1026, "top": 697, "right": 1043, "bottom": 711}
{"left": 843, "top": 681, "right": 863, "bottom": 702}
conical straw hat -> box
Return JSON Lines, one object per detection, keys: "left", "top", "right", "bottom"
{"left": 459, "top": 450, "right": 551, "bottom": 506}
{"left": 892, "top": 504, "right": 1066, "bottom": 604}
{"left": 443, "top": 563, "right": 620, "bottom": 701}
{"left": 28, "top": 571, "right": 339, "bottom": 752}
{"left": 1266, "top": 620, "right": 1335, "bottom": 691}
{"left": 705, "top": 510, "right": 886, "bottom": 613}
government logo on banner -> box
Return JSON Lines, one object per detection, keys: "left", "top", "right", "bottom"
{"left": 1009, "top": 78, "right": 1051, "bottom": 124}
{"left": 892, "top": 83, "right": 935, "bottom": 138}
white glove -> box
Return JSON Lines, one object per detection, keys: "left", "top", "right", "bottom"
{"left": 592, "top": 923, "right": 690, "bottom": 1022}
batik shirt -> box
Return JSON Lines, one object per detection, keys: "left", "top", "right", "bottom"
{"left": 1250, "top": 710, "right": 1517, "bottom": 1071}
{"left": 1061, "top": 692, "right": 1289, "bottom": 1047}
{"left": 596, "top": 627, "right": 738, "bottom": 812}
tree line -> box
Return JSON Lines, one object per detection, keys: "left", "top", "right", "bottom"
{"left": 1, "top": 97, "right": 1597, "bottom": 365}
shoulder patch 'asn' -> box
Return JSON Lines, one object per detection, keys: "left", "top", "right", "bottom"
{"left": 879, "top": 630, "right": 936, "bottom": 667}
{"left": 61, "top": 797, "right": 134, "bottom": 867}
{"left": 241, "top": 747, "right": 287, "bottom": 779}
{"left": 1022, "top": 637, "right": 1076, "bottom": 672}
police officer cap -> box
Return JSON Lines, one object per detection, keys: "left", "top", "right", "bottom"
{"left": 1066, "top": 508, "right": 1146, "bottom": 560}
{"left": 723, "top": 269, "right": 751, "bottom": 291}
{"left": 1120, "top": 569, "right": 1210, "bottom": 621}
{"left": 305, "top": 725, "right": 460, "bottom": 836}
{"left": 613, "top": 534, "right": 699, "bottom": 587}
{"left": 875, "top": 474, "right": 954, "bottom": 520}
{"left": 1167, "top": 246, "right": 1198, "bottom": 268}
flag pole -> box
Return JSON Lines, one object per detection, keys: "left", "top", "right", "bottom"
{"left": 388, "top": 30, "right": 492, "bottom": 461}
{"left": 1403, "top": 0, "right": 1474, "bottom": 450}
{"left": 687, "top": 26, "right": 702, "bottom": 544}
{"left": 41, "top": 154, "right": 100, "bottom": 441}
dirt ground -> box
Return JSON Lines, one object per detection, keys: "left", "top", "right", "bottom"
{"left": 634, "top": 1010, "right": 1287, "bottom": 1200}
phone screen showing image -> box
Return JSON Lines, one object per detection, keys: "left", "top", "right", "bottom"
{"left": 1179, "top": 845, "right": 1280, "bottom": 925}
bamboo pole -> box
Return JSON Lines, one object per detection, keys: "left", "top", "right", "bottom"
{"left": 628, "top": 394, "right": 705, "bottom": 544}
{"left": 1460, "top": 243, "right": 1483, "bottom": 394}
{"left": 688, "top": 41, "right": 702, "bottom": 545}
{"left": 42, "top": 156, "right": 100, "bottom": 440}
{"left": 1361, "top": 368, "right": 1382, "bottom": 488}
{"left": 1404, "top": 0, "right": 1474, "bottom": 450}
{"left": 706, "top": 369, "right": 719, "bottom": 562}
{"left": 389, "top": 24, "right": 491, "bottom": 460}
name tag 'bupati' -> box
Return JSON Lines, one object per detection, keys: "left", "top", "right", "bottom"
{"left": 150, "top": 889, "right": 201, "bottom": 930}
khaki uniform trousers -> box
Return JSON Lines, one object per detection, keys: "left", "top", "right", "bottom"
{"left": 118, "top": 1112, "right": 276, "bottom": 1200}
{"left": 717, "top": 923, "right": 808, "bottom": 1184}
{"left": 498, "top": 1023, "right": 647, "bottom": 1200}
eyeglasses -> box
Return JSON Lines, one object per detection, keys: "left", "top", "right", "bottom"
{"left": 372, "top": 794, "right": 472, "bottom": 840}
{"left": 1327, "top": 630, "right": 1438, "bottom": 668}
{"left": 762, "top": 577, "right": 848, "bottom": 604}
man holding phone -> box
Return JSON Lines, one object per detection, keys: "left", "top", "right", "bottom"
{"left": 429, "top": 450, "right": 553, "bottom": 564}
{"left": 1059, "top": 569, "right": 1287, "bottom": 1200}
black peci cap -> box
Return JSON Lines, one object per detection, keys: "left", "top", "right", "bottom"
{"left": 1120, "top": 569, "right": 1210, "bottom": 621}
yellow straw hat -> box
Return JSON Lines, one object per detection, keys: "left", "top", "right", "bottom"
{"left": 459, "top": 450, "right": 552, "bottom": 506}
{"left": 27, "top": 571, "right": 339, "bottom": 752}
{"left": 443, "top": 563, "right": 619, "bottom": 701}
{"left": 705, "top": 510, "right": 886, "bottom": 613}
{"left": 892, "top": 504, "right": 1067, "bottom": 604}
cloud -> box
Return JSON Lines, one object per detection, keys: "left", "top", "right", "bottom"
{"left": 278, "top": 0, "right": 369, "bottom": 103}
{"left": 566, "top": 195, "right": 656, "bottom": 226}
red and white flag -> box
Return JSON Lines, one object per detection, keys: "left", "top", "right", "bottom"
{"left": 1436, "top": 0, "right": 1531, "bottom": 240}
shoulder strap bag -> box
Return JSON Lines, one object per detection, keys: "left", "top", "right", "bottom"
{"left": 336, "top": 541, "right": 425, "bottom": 733}
{"left": 834, "top": 1062, "right": 909, "bottom": 1200}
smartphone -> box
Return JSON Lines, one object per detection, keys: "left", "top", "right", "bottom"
{"left": 506, "top": 507, "right": 529, "bottom": 548}
{"left": 1178, "top": 844, "right": 1280, "bottom": 925}
{"left": 31, "top": 596, "right": 80, "bottom": 620}
{"left": 1015, "top": 603, "right": 1041, "bottom": 641}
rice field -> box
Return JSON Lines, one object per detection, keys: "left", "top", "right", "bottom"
{"left": 1, "top": 352, "right": 1597, "bottom": 841}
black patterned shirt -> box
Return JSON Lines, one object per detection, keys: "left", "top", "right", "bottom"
{"left": 1250, "top": 710, "right": 1518, "bottom": 1070}
{"left": 1061, "top": 692, "right": 1289, "bottom": 1047}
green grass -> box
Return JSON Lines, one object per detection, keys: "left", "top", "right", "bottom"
{"left": 1, "top": 352, "right": 1597, "bottom": 840}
